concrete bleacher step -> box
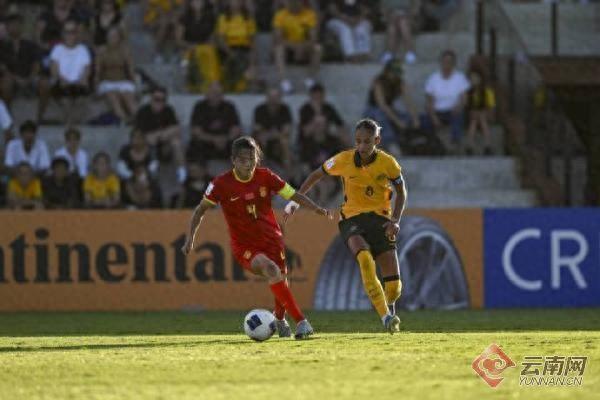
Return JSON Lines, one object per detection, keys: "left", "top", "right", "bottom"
{"left": 401, "top": 157, "right": 521, "bottom": 190}
{"left": 407, "top": 188, "right": 537, "bottom": 208}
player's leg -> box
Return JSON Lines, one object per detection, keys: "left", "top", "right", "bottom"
{"left": 250, "top": 254, "right": 313, "bottom": 339}
{"left": 376, "top": 250, "right": 402, "bottom": 316}
{"left": 346, "top": 234, "right": 390, "bottom": 323}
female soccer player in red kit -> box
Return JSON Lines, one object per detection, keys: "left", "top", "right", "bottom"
{"left": 182, "top": 137, "right": 332, "bottom": 339}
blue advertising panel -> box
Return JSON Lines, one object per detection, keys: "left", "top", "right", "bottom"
{"left": 484, "top": 209, "right": 600, "bottom": 307}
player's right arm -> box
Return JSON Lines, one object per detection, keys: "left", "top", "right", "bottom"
{"left": 182, "top": 198, "right": 216, "bottom": 255}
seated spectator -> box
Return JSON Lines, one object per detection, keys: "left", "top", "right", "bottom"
{"left": 83, "top": 151, "right": 120, "bottom": 208}
{"left": 217, "top": 0, "right": 257, "bottom": 92}
{"left": 37, "top": 0, "right": 80, "bottom": 51}
{"left": 49, "top": 20, "right": 92, "bottom": 124}
{"left": 326, "top": 0, "right": 372, "bottom": 63}
{"left": 297, "top": 83, "right": 345, "bottom": 201}
{"left": 0, "top": 13, "right": 51, "bottom": 123}
{"left": 175, "top": 0, "right": 219, "bottom": 93}
{"left": 380, "top": 0, "right": 418, "bottom": 64}
{"left": 466, "top": 66, "right": 496, "bottom": 156}
{"left": 364, "top": 58, "right": 420, "bottom": 151}
{"left": 273, "top": 0, "right": 322, "bottom": 94}
{"left": 144, "top": 0, "right": 184, "bottom": 62}
{"left": 93, "top": 0, "right": 126, "bottom": 47}
{"left": 177, "top": 159, "right": 211, "bottom": 208}
{"left": 133, "top": 87, "right": 185, "bottom": 182}
{"left": 122, "top": 165, "right": 162, "bottom": 209}
{"left": 7, "top": 161, "right": 44, "bottom": 209}
{"left": 116, "top": 129, "right": 159, "bottom": 179}
{"left": 54, "top": 127, "right": 89, "bottom": 178}
{"left": 252, "top": 87, "right": 292, "bottom": 175}
{"left": 422, "top": 50, "right": 469, "bottom": 146}
{"left": 42, "top": 157, "right": 81, "bottom": 209}
{"left": 188, "top": 81, "right": 242, "bottom": 162}
{"left": 95, "top": 26, "right": 137, "bottom": 124}
{"left": 4, "top": 120, "right": 50, "bottom": 174}
{"left": 0, "top": 98, "right": 13, "bottom": 142}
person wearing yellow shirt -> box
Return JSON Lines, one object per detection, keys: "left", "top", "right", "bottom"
{"left": 7, "top": 162, "right": 44, "bottom": 210}
{"left": 143, "top": 0, "right": 184, "bottom": 61}
{"left": 285, "top": 118, "right": 407, "bottom": 334}
{"left": 466, "top": 67, "right": 496, "bottom": 156}
{"left": 83, "top": 152, "right": 121, "bottom": 209}
{"left": 273, "top": 0, "right": 322, "bottom": 94}
{"left": 217, "top": 0, "right": 257, "bottom": 92}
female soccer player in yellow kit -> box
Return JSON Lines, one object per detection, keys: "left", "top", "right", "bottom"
{"left": 285, "top": 118, "right": 406, "bottom": 333}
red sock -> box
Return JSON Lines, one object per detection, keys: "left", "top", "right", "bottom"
{"left": 269, "top": 280, "right": 305, "bottom": 323}
{"left": 273, "top": 297, "right": 286, "bottom": 320}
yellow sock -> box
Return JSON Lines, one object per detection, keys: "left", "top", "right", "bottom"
{"left": 357, "top": 250, "right": 389, "bottom": 318}
{"left": 384, "top": 277, "right": 402, "bottom": 314}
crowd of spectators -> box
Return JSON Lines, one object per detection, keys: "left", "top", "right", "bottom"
{"left": 0, "top": 0, "right": 496, "bottom": 211}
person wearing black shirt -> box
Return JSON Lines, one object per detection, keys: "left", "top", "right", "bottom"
{"left": 0, "top": 13, "right": 50, "bottom": 122}
{"left": 187, "top": 81, "right": 242, "bottom": 161}
{"left": 178, "top": 159, "right": 211, "bottom": 208}
{"left": 133, "top": 87, "right": 186, "bottom": 182}
{"left": 42, "top": 157, "right": 81, "bottom": 209}
{"left": 252, "top": 87, "right": 292, "bottom": 173}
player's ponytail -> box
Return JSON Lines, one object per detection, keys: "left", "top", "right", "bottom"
{"left": 231, "top": 136, "right": 263, "bottom": 163}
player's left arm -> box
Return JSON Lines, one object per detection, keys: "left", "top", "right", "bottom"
{"left": 384, "top": 157, "right": 407, "bottom": 240}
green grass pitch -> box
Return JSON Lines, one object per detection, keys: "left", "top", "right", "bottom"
{"left": 0, "top": 309, "right": 598, "bottom": 399}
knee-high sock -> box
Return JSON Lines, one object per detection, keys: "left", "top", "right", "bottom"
{"left": 270, "top": 280, "right": 305, "bottom": 323}
{"left": 273, "top": 297, "right": 286, "bottom": 320}
{"left": 383, "top": 276, "right": 402, "bottom": 315}
{"left": 357, "top": 250, "right": 389, "bottom": 318}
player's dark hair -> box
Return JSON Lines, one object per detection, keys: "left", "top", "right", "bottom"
{"left": 231, "top": 136, "right": 263, "bottom": 161}
{"left": 355, "top": 118, "right": 381, "bottom": 137}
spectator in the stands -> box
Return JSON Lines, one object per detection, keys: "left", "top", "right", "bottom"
{"left": 37, "top": 0, "right": 80, "bottom": 51}
{"left": 188, "top": 81, "right": 242, "bottom": 162}
{"left": 466, "top": 66, "right": 496, "bottom": 156}
{"left": 122, "top": 164, "right": 163, "bottom": 209}
{"left": 421, "top": 0, "right": 460, "bottom": 31}
{"left": 144, "top": 0, "right": 184, "bottom": 63}
{"left": 178, "top": 159, "right": 211, "bottom": 208}
{"left": 0, "top": 1, "right": 18, "bottom": 42}
{"left": 364, "top": 58, "right": 420, "bottom": 150}
{"left": 4, "top": 120, "right": 50, "bottom": 174}
{"left": 253, "top": 87, "right": 293, "bottom": 175}
{"left": 83, "top": 151, "right": 120, "bottom": 209}
{"left": 0, "top": 99, "right": 13, "bottom": 142}
{"left": 297, "top": 83, "right": 345, "bottom": 201}
{"left": 95, "top": 26, "right": 137, "bottom": 124}
{"left": 326, "top": 0, "right": 372, "bottom": 63}
{"left": 116, "top": 129, "right": 159, "bottom": 179}
{"left": 273, "top": 0, "right": 322, "bottom": 94}
{"left": 380, "top": 0, "right": 418, "bottom": 65}
{"left": 42, "top": 157, "right": 81, "bottom": 209}
{"left": 217, "top": 0, "right": 257, "bottom": 92}
{"left": 422, "top": 49, "right": 469, "bottom": 145}
{"left": 0, "top": 13, "right": 51, "bottom": 123}
{"left": 133, "top": 87, "right": 186, "bottom": 182}
{"left": 7, "top": 161, "right": 44, "bottom": 209}
{"left": 49, "top": 20, "right": 92, "bottom": 124}
{"left": 175, "top": 0, "right": 219, "bottom": 92}
{"left": 93, "top": 0, "right": 125, "bottom": 47}
{"left": 54, "top": 127, "right": 89, "bottom": 178}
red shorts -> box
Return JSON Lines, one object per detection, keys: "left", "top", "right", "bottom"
{"left": 232, "top": 245, "right": 287, "bottom": 274}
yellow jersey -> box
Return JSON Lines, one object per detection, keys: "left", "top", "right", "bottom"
{"left": 83, "top": 174, "right": 120, "bottom": 201}
{"left": 322, "top": 149, "right": 403, "bottom": 219}
{"left": 8, "top": 178, "right": 42, "bottom": 200}
{"left": 273, "top": 8, "right": 317, "bottom": 43}
{"left": 217, "top": 14, "right": 256, "bottom": 47}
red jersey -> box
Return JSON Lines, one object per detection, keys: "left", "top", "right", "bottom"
{"left": 204, "top": 167, "right": 295, "bottom": 253}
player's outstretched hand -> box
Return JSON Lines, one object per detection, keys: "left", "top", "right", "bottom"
{"left": 383, "top": 220, "right": 400, "bottom": 241}
{"left": 318, "top": 208, "right": 334, "bottom": 220}
{"left": 283, "top": 200, "right": 300, "bottom": 225}
{"left": 181, "top": 238, "right": 194, "bottom": 255}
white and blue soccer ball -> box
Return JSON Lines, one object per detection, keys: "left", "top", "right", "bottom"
{"left": 244, "top": 309, "right": 276, "bottom": 341}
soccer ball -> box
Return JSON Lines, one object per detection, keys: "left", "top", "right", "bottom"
{"left": 244, "top": 309, "right": 276, "bottom": 342}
